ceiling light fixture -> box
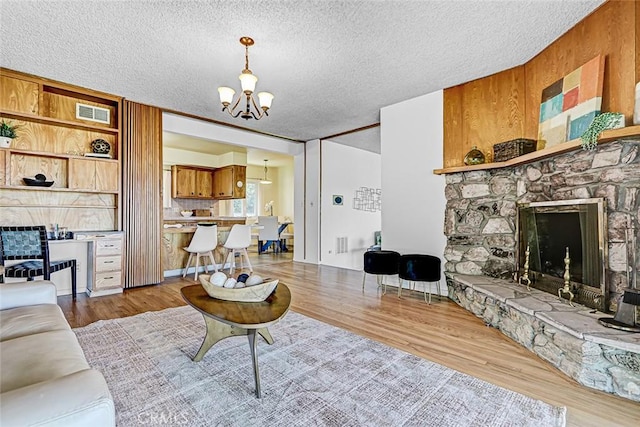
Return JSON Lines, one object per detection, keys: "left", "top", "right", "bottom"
{"left": 217, "top": 37, "right": 274, "bottom": 120}
{"left": 260, "top": 159, "right": 272, "bottom": 184}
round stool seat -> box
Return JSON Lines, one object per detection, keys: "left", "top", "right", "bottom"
{"left": 398, "top": 254, "right": 442, "bottom": 303}
{"left": 364, "top": 250, "right": 400, "bottom": 275}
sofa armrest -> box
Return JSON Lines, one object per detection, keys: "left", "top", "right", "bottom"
{"left": 0, "top": 281, "right": 57, "bottom": 310}
{"left": 0, "top": 369, "right": 115, "bottom": 427}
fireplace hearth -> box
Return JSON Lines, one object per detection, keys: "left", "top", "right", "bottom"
{"left": 517, "top": 198, "right": 607, "bottom": 311}
{"left": 443, "top": 139, "right": 640, "bottom": 312}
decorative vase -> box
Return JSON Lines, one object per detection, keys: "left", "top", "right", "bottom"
{"left": 0, "top": 136, "right": 12, "bottom": 148}
{"left": 463, "top": 146, "right": 486, "bottom": 166}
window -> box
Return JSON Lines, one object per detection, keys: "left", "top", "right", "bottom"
{"left": 228, "top": 180, "right": 259, "bottom": 217}
{"left": 245, "top": 181, "right": 259, "bottom": 217}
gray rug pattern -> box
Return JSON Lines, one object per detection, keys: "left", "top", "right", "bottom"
{"left": 74, "top": 306, "right": 566, "bottom": 427}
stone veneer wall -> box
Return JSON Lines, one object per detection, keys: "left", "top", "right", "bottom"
{"left": 444, "top": 139, "right": 640, "bottom": 311}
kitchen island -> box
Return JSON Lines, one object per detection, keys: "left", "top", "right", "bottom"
{"left": 162, "top": 217, "right": 246, "bottom": 277}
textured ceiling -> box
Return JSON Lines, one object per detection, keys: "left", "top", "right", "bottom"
{"left": 1, "top": 0, "right": 604, "bottom": 146}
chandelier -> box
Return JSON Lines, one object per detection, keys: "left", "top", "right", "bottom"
{"left": 217, "top": 37, "right": 274, "bottom": 120}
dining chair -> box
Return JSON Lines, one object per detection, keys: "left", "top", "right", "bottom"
{"left": 257, "top": 216, "right": 280, "bottom": 254}
{"left": 182, "top": 224, "right": 218, "bottom": 281}
{"left": 223, "top": 224, "right": 253, "bottom": 274}
{"left": 0, "top": 225, "right": 77, "bottom": 299}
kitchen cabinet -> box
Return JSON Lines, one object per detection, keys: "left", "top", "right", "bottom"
{"left": 171, "top": 165, "right": 214, "bottom": 199}
{"left": 212, "top": 165, "right": 246, "bottom": 199}
{"left": 0, "top": 75, "right": 38, "bottom": 115}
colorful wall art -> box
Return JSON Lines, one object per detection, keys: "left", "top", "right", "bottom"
{"left": 537, "top": 55, "right": 605, "bottom": 148}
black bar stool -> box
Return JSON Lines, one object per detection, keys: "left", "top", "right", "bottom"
{"left": 398, "top": 254, "right": 441, "bottom": 303}
{"left": 362, "top": 250, "right": 400, "bottom": 293}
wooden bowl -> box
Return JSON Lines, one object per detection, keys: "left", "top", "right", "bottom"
{"left": 199, "top": 274, "right": 279, "bottom": 302}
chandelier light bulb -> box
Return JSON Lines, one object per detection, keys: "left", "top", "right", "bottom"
{"left": 239, "top": 72, "right": 257, "bottom": 94}
{"left": 258, "top": 92, "right": 274, "bottom": 110}
{"left": 218, "top": 87, "right": 235, "bottom": 106}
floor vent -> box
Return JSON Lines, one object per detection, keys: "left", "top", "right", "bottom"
{"left": 76, "top": 103, "right": 110, "bottom": 125}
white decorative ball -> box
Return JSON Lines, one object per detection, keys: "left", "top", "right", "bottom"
{"left": 246, "top": 274, "right": 264, "bottom": 286}
{"left": 223, "top": 278, "right": 237, "bottom": 288}
{"left": 234, "top": 281, "right": 245, "bottom": 289}
{"left": 210, "top": 272, "right": 227, "bottom": 287}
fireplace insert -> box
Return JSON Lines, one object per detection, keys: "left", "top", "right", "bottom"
{"left": 517, "top": 198, "right": 607, "bottom": 311}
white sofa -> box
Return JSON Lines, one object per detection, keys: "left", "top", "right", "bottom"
{"left": 0, "top": 281, "right": 115, "bottom": 427}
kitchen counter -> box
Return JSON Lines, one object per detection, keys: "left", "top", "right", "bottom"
{"left": 162, "top": 219, "right": 244, "bottom": 276}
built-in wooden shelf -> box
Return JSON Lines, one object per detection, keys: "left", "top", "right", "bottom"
{"left": 434, "top": 126, "right": 640, "bottom": 175}
{"left": 0, "top": 109, "right": 119, "bottom": 134}
{"left": 2, "top": 147, "right": 118, "bottom": 162}
{"left": 0, "top": 185, "right": 119, "bottom": 194}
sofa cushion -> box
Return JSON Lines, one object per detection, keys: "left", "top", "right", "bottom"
{"left": 0, "top": 304, "right": 70, "bottom": 342}
{"left": 0, "top": 330, "right": 90, "bottom": 393}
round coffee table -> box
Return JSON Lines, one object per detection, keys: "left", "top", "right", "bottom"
{"left": 181, "top": 283, "right": 291, "bottom": 398}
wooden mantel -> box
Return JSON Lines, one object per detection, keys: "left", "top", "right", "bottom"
{"left": 433, "top": 126, "right": 640, "bottom": 175}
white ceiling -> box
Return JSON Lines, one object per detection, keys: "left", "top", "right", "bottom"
{"left": 1, "top": 0, "right": 604, "bottom": 151}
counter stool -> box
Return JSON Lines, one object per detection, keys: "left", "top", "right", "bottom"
{"left": 362, "top": 250, "right": 400, "bottom": 294}
{"left": 182, "top": 224, "right": 218, "bottom": 281}
{"left": 398, "top": 254, "right": 441, "bottom": 303}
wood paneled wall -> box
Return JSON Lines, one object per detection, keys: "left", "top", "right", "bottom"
{"left": 122, "top": 101, "right": 163, "bottom": 288}
{"left": 443, "top": 66, "right": 525, "bottom": 168}
{"left": 443, "top": 0, "right": 639, "bottom": 167}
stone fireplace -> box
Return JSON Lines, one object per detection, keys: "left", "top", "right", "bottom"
{"left": 443, "top": 139, "right": 640, "bottom": 312}
{"left": 442, "top": 138, "right": 640, "bottom": 402}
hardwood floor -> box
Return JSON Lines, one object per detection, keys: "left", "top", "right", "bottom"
{"left": 58, "top": 252, "right": 639, "bottom": 426}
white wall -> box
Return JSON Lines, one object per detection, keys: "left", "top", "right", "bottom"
{"left": 380, "top": 90, "right": 447, "bottom": 292}
{"left": 302, "top": 140, "right": 321, "bottom": 264}
{"left": 320, "top": 141, "right": 381, "bottom": 270}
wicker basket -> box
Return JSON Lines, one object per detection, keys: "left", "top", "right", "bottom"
{"left": 493, "top": 138, "right": 537, "bottom": 162}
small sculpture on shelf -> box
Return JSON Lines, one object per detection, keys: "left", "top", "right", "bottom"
{"left": 463, "top": 146, "right": 486, "bottom": 166}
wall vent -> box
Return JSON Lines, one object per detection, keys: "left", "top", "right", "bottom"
{"left": 336, "top": 236, "right": 349, "bottom": 254}
{"left": 76, "top": 103, "right": 110, "bottom": 125}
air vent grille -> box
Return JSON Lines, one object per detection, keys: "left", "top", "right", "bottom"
{"left": 76, "top": 103, "right": 111, "bottom": 125}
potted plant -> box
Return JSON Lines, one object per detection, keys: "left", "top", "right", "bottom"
{"left": 580, "top": 112, "right": 625, "bottom": 150}
{"left": 0, "top": 120, "right": 19, "bottom": 148}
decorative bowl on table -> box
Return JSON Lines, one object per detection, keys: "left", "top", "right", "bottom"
{"left": 180, "top": 211, "right": 193, "bottom": 217}
{"left": 23, "top": 173, "right": 54, "bottom": 187}
{"left": 199, "top": 274, "right": 279, "bottom": 302}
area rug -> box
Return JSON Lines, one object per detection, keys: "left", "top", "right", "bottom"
{"left": 74, "top": 306, "right": 566, "bottom": 427}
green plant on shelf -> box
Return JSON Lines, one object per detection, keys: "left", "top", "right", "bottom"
{"left": 0, "top": 119, "right": 19, "bottom": 139}
{"left": 580, "top": 112, "right": 624, "bottom": 150}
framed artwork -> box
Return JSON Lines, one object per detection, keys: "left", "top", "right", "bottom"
{"left": 537, "top": 55, "right": 605, "bottom": 148}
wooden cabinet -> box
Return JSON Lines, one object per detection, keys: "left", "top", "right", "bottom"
{"left": 76, "top": 232, "right": 124, "bottom": 297}
{"left": 212, "top": 165, "right": 246, "bottom": 199}
{"left": 170, "top": 164, "right": 246, "bottom": 200}
{"left": 172, "top": 165, "right": 196, "bottom": 197}
{"left": 196, "top": 169, "right": 213, "bottom": 198}
{"left": 0, "top": 75, "right": 38, "bottom": 115}
{"left": 171, "top": 165, "right": 214, "bottom": 199}
{"left": 68, "top": 158, "right": 119, "bottom": 192}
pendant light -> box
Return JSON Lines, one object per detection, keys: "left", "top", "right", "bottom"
{"left": 260, "top": 159, "right": 272, "bottom": 184}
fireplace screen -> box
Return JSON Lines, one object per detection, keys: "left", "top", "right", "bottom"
{"left": 517, "top": 198, "right": 607, "bottom": 310}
